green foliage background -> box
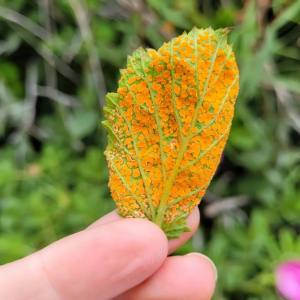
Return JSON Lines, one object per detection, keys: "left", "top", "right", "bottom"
{"left": 0, "top": 0, "right": 300, "bottom": 299}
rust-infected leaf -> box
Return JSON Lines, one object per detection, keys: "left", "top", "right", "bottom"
{"left": 103, "top": 27, "right": 239, "bottom": 239}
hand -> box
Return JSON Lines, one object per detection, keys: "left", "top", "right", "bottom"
{"left": 0, "top": 208, "right": 217, "bottom": 300}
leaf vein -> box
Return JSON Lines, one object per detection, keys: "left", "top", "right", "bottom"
{"left": 133, "top": 52, "right": 168, "bottom": 182}
{"left": 179, "top": 120, "right": 232, "bottom": 173}
{"left": 107, "top": 93, "right": 156, "bottom": 218}
{"left": 167, "top": 182, "right": 210, "bottom": 208}
{"left": 168, "top": 40, "right": 184, "bottom": 139}
{"left": 192, "top": 74, "right": 238, "bottom": 138}
{"left": 107, "top": 156, "right": 151, "bottom": 218}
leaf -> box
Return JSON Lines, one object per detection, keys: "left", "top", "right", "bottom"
{"left": 68, "top": 110, "right": 98, "bottom": 139}
{"left": 103, "top": 27, "right": 239, "bottom": 239}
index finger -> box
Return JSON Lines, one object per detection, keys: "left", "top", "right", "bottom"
{"left": 88, "top": 207, "right": 200, "bottom": 254}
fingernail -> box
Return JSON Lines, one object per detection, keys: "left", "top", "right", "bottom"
{"left": 187, "top": 252, "right": 218, "bottom": 281}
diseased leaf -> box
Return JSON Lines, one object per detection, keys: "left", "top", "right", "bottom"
{"left": 103, "top": 27, "right": 239, "bottom": 239}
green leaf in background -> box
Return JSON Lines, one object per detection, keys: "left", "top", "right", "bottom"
{"left": 68, "top": 110, "right": 98, "bottom": 139}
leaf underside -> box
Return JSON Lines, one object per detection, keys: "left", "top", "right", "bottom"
{"left": 103, "top": 27, "right": 239, "bottom": 239}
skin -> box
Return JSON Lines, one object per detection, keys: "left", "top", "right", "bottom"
{"left": 0, "top": 208, "right": 217, "bottom": 300}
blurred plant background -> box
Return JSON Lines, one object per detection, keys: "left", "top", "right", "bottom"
{"left": 0, "top": 0, "right": 300, "bottom": 298}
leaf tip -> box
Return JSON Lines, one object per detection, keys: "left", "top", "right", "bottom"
{"left": 222, "top": 26, "right": 235, "bottom": 35}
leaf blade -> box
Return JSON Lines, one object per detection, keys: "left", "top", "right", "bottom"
{"left": 103, "top": 27, "right": 239, "bottom": 238}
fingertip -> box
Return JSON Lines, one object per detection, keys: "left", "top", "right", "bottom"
{"left": 117, "top": 218, "right": 169, "bottom": 267}
{"left": 166, "top": 255, "right": 216, "bottom": 299}
{"left": 88, "top": 207, "right": 201, "bottom": 256}
{"left": 186, "top": 206, "right": 200, "bottom": 231}
{"left": 186, "top": 252, "right": 218, "bottom": 282}
{"left": 40, "top": 217, "right": 169, "bottom": 300}
{"left": 175, "top": 253, "right": 216, "bottom": 299}
{"left": 119, "top": 253, "right": 216, "bottom": 300}
{"left": 88, "top": 212, "right": 169, "bottom": 267}
{"left": 87, "top": 209, "right": 122, "bottom": 229}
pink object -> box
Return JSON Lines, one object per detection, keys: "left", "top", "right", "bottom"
{"left": 275, "top": 261, "right": 300, "bottom": 300}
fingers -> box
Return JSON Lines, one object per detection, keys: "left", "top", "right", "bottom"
{"left": 88, "top": 207, "right": 200, "bottom": 255}
{"left": 87, "top": 209, "right": 122, "bottom": 228}
{"left": 115, "top": 253, "right": 217, "bottom": 300}
{"left": 0, "top": 208, "right": 202, "bottom": 300}
{"left": 0, "top": 218, "right": 168, "bottom": 300}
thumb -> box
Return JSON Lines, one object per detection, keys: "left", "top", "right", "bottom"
{"left": 0, "top": 218, "right": 168, "bottom": 300}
